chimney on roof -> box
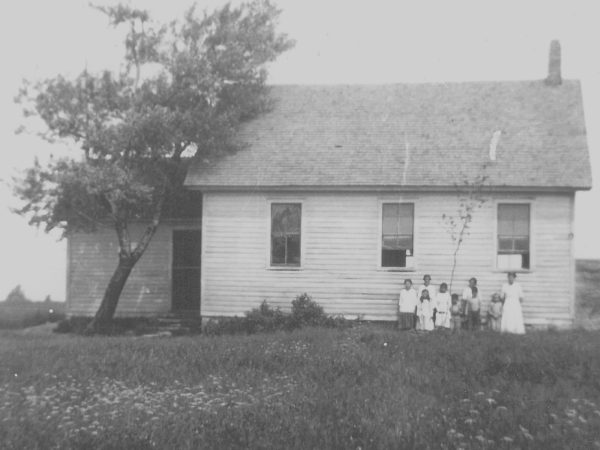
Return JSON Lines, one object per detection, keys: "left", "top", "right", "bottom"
{"left": 545, "top": 40, "right": 562, "bottom": 86}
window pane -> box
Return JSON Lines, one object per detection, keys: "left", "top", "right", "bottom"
{"left": 498, "top": 237, "right": 514, "bottom": 252}
{"left": 398, "top": 204, "right": 414, "bottom": 235}
{"left": 382, "top": 203, "right": 414, "bottom": 235}
{"left": 383, "top": 235, "right": 413, "bottom": 250}
{"left": 498, "top": 204, "right": 530, "bottom": 237}
{"left": 382, "top": 204, "right": 399, "bottom": 234}
{"left": 382, "top": 236, "right": 398, "bottom": 250}
{"left": 514, "top": 237, "right": 529, "bottom": 251}
{"left": 513, "top": 216, "right": 529, "bottom": 236}
{"left": 286, "top": 235, "right": 301, "bottom": 265}
{"left": 271, "top": 236, "right": 286, "bottom": 265}
{"left": 382, "top": 249, "right": 406, "bottom": 267}
{"left": 271, "top": 203, "right": 301, "bottom": 234}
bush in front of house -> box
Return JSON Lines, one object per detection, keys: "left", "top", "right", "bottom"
{"left": 290, "top": 293, "right": 325, "bottom": 326}
{"left": 203, "top": 295, "right": 350, "bottom": 335}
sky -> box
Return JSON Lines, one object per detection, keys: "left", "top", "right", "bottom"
{"left": 0, "top": 0, "right": 599, "bottom": 301}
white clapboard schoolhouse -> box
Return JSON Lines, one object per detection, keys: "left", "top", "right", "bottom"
{"left": 67, "top": 41, "right": 592, "bottom": 327}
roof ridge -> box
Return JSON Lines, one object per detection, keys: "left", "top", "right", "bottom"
{"left": 267, "top": 79, "right": 581, "bottom": 88}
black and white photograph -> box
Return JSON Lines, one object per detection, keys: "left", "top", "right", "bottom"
{"left": 1, "top": 0, "right": 599, "bottom": 448}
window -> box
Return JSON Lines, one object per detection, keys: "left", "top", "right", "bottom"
{"left": 381, "top": 203, "right": 414, "bottom": 267}
{"left": 497, "top": 203, "right": 530, "bottom": 269}
{"left": 271, "top": 203, "right": 301, "bottom": 266}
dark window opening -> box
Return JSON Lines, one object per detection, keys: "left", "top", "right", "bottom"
{"left": 382, "top": 203, "right": 414, "bottom": 268}
{"left": 271, "top": 203, "right": 301, "bottom": 266}
{"left": 497, "top": 203, "right": 530, "bottom": 269}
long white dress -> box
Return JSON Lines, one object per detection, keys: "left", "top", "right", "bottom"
{"left": 500, "top": 282, "right": 525, "bottom": 334}
{"left": 434, "top": 292, "right": 451, "bottom": 328}
{"left": 417, "top": 299, "right": 434, "bottom": 331}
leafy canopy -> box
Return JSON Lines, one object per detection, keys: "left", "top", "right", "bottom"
{"left": 14, "top": 1, "right": 293, "bottom": 236}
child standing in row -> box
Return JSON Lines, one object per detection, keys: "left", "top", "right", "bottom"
{"left": 434, "top": 283, "right": 451, "bottom": 329}
{"left": 488, "top": 292, "right": 503, "bottom": 331}
{"left": 450, "top": 294, "right": 462, "bottom": 331}
{"left": 416, "top": 289, "right": 434, "bottom": 331}
{"left": 468, "top": 286, "right": 481, "bottom": 330}
{"left": 418, "top": 275, "right": 437, "bottom": 325}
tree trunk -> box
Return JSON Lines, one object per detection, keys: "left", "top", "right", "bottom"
{"left": 85, "top": 256, "right": 136, "bottom": 334}
{"left": 84, "top": 186, "right": 167, "bottom": 334}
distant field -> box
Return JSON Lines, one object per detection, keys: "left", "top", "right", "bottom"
{"left": 1, "top": 326, "right": 599, "bottom": 449}
{"left": 0, "top": 301, "right": 65, "bottom": 329}
{"left": 576, "top": 259, "right": 600, "bottom": 328}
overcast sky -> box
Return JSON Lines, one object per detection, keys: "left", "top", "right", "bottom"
{"left": 0, "top": 0, "right": 598, "bottom": 301}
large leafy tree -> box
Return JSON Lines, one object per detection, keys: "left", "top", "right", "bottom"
{"left": 14, "top": 1, "right": 293, "bottom": 332}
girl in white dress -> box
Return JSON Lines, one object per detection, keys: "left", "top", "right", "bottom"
{"left": 417, "top": 289, "right": 434, "bottom": 331}
{"left": 500, "top": 272, "right": 525, "bottom": 334}
{"left": 434, "top": 282, "right": 451, "bottom": 329}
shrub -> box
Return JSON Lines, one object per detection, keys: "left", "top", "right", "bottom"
{"left": 291, "top": 293, "right": 326, "bottom": 326}
{"left": 203, "top": 296, "right": 350, "bottom": 335}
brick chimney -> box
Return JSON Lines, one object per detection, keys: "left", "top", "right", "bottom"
{"left": 545, "top": 40, "right": 562, "bottom": 86}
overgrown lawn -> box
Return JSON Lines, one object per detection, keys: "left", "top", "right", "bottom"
{"left": 1, "top": 327, "right": 599, "bottom": 449}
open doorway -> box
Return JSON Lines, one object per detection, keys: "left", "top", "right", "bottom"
{"left": 171, "top": 229, "right": 201, "bottom": 315}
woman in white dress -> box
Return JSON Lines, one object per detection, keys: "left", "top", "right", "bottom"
{"left": 500, "top": 272, "right": 525, "bottom": 334}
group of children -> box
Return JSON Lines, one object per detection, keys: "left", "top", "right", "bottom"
{"left": 398, "top": 275, "right": 504, "bottom": 332}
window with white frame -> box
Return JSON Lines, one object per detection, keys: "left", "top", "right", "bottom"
{"left": 270, "top": 203, "right": 301, "bottom": 266}
{"left": 381, "top": 203, "right": 414, "bottom": 267}
{"left": 497, "top": 203, "right": 530, "bottom": 269}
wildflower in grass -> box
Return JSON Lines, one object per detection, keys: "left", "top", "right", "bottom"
{"left": 502, "top": 436, "right": 514, "bottom": 443}
{"left": 486, "top": 398, "right": 496, "bottom": 405}
{"left": 565, "top": 409, "right": 577, "bottom": 418}
{"left": 519, "top": 425, "right": 533, "bottom": 440}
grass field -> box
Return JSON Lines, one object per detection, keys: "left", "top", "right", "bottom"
{"left": 1, "top": 326, "right": 599, "bottom": 449}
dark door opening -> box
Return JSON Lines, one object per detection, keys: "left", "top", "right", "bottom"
{"left": 171, "top": 229, "right": 201, "bottom": 315}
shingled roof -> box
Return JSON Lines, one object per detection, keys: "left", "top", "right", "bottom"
{"left": 185, "top": 80, "right": 592, "bottom": 190}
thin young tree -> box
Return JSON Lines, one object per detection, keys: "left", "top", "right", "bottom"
{"left": 13, "top": 2, "right": 294, "bottom": 332}
{"left": 442, "top": 165, "right": 488, "bottom": 293}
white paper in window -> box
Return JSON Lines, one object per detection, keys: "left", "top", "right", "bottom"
{"left": 497, "top": 254, "right": 522, "bottom": 269}
{"left": 405, "top": 256, "right": 415, "bottom": 267}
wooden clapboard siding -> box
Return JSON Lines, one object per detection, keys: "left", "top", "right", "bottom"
{"left": 201, "top": 191, "right": 575, "bottom": 326}
{"left": 67, "top": 220, "right": 200, "bottom": 317}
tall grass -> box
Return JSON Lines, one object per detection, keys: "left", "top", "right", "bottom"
{"left": 1, "top": 327, "right": 599, "bottom": 449}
